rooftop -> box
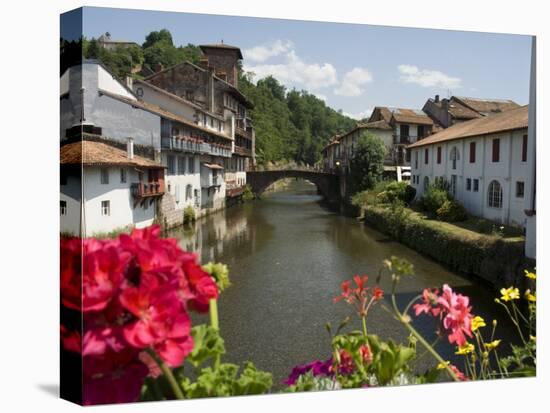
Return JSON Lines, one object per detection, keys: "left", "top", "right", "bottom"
{"left": 408, "top": 105, "right": 528, "bottom": 148}
{"left": 453, "top": 96, "right": 520, "bottom": 116}
{"left": 60, "top": 140, "right": 163, "bottom": 168}
{"left": 389, "top": 108, "right": 434, "bottom": 125}
{"left": 199, "top": 43, "right": 243, "bottom": 59}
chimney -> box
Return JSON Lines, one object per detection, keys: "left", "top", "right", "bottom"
{"left": 442, "top": 99, "right": 449, "bottom": 111}
{"left": 434, "top": 94, "right": 440, "bottom": 103}
{"left": 127, "top": 137, "right": 134, "bottom": 160}
{"left": 125, "top": 76, "right": 133, "bottom": 90}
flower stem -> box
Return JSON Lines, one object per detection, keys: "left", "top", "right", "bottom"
{"left": 145, "top": 349, "right": 184, "bottom": 400}
{"left": 390, "top": 289, "right": 459, "bottom": 382}
{"left": 362, "top": 316, "right": 368, "bottom": 337}
{"left": 209, "top": 298, "right": 221, "bottom": 370}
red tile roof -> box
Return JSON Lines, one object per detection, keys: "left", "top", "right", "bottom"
{"left": 408, "top": 105, "right": 528, "bottom": 148}
{"left": 60, "top": 140, "right": 164, "bottom": 168}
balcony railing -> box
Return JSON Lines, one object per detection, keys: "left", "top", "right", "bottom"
{"left": 235, "top": 126, "right": 253, "bottom": 140}
{"left": 131, "top": 181, "right": 165, "bottom": 198}
{"left": 162, "top": 136, "right": 232, "bottom": 158}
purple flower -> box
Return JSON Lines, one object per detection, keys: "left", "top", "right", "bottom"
{"left": 283, "top": 358, "right": 333, "bottom": 386}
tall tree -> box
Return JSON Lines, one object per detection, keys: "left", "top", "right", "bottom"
{"left": 348, "top": 132, "right": 387, "bottom": 194}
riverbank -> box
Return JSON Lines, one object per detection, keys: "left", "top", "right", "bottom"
{"left": 360, "top": 204, "right": 533, "bottom": 289}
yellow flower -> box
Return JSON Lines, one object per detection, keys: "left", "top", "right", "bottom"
{"left": 455, "top": 343, "right": 475, "bottom": 355}
{"left": 485, "top": 340, "right": 501, "bottom": 351}
{"left": 471, "top": 316, "right": 486, "bottom": 331}
{"left": 437, "top": 361, "right": 450, "bottom": 370}
{"left": 524, "top": 289, "right": 536, "bottom": 302}
{"left": 524, "top": 269, "right": 536, "bottom": 280}
{"left": 530, "top": 335, "right": 536, "bottom": 341}
{"left": 500, "top": 287, "right": 520, "bottom": 302}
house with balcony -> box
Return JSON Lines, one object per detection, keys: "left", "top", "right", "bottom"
{"left": 60, "top": 139, "right": 165, "bottom": 236}
{"left": 408, "top": 105, "right": 531, "bottom": 228}
{"left": 60, "top": 60, "right": 165, "bottom": 236}
{"left": 368, "top": 106, "right": 435, "bottom": 166}
{"left": 139, "top": 43, "right": 255, "bottom": 202}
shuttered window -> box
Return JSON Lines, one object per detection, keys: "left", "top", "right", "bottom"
{"left": 522, "top": 135, "right": 528, "bottom": 162}
{"left": 469, "top": 142, "right": 476, "bottom": 163}
{"left": 492, "top": 139, "right": 500, "bottom": 162}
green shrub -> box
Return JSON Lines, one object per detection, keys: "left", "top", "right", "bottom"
{"left": 436, "top": 199, "right": 468, "bottom": 222}
{"left": 242, "top": 184, "right": 255, "bottom": 202}
{"left": 183, "top": 205, "right": 196, "bottom": 225}
{"left": 420, "top": 185, "right": 450, "bottom": 214}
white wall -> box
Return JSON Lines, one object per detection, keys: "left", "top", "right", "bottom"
{"left": 163, "top": 152, "right": 201, "bottom": 214}
{"left": 82, "top": 167, "right": 155, "bottom": 236}
{"left": 60, "top": 175, "right": 82, "bottom": 235}
{"left": 410, "top": 128, "right": 530, "bottom": 228}
{"left": 97, "top": 65, "right": 135, "bottom": 100}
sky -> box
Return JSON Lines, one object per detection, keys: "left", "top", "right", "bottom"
{"left": 75, "top": 6, "right": 532, "bottom": 120}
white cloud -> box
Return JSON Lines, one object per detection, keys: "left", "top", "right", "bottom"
{"left": 243, "top": 40, "right": 293, "bottom": 63}
{"left": 334, "top": 67, "right": 373, "bottom": 97}
{"left": 343, "top": 108, "right": 373, "bottom": 120}
{"left": 398, "top": 64, "right": 461, "bottom": 89}
{"left": 244, "top": 49, "right": 338, "bottom": 90}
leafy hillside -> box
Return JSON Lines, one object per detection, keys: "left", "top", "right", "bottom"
{"left": 75, "top": 29, "right": 356, "bottom": 165}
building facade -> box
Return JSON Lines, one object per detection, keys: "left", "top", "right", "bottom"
{"left": 409, "top": 105, "right": 530, "bottom": 228}
{"left": 60, "top": 61, "right": 165, "bottom": 236}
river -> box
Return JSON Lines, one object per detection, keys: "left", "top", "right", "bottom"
{"left": 168, "top": 179, "right": 512, "bottom": 387}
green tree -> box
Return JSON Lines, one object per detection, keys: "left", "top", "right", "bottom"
{"left": 348, "top": 132, "right": 387, "bottom": 194}
{"left": 142, "top": 29, "right": 174, "bottom": 48}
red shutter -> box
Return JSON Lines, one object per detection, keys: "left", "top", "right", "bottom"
{"left": 425, "top": 148, "right": 429, "bottom": 164}
{"left": 437, "top": 147, "right": 441, "bottom": 164}
{"left": 522, "top": 135, "right": 528, "bottom": 162}
{"left": 492, "top": 139, "right": 500, "bottom": 162}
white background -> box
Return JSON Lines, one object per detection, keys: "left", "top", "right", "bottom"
{"left": 0, "top": 0, "right": 547, "bottom": 411}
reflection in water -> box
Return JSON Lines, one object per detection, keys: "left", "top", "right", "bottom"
{"left": 169, "top": 179, "right": 513, "bottom": 388}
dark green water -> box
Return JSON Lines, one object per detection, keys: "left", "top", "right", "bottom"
{"left": 169, "top": 180, "right": 511, "bottom": 386}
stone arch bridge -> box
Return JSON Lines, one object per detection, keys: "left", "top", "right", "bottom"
{"left": 246, "top": 169, "right": 341, "bottom": 203}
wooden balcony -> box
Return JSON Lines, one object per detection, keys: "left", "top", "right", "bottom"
{"left": 131, "top": 175, "right": 165, "bottom": 207}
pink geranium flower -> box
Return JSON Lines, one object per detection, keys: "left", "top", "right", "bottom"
{"left": 413, "top": 284, "right": 473, "bottom": 346}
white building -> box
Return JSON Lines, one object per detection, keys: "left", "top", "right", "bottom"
{"left": 60, "top": 140, "right": 165, "bottom": 236}
{"left": 409, "top": 105, "right": 530, "bottom": 228}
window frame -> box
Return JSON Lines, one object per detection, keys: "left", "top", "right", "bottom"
{"left": 101, "top": 200, "right": 110, "bottom": 216}
{"left": 488, "top": 180, "right": 503, "bottom": 208}
{"left": 100, "top": 168, "right": 109, "bottom": 185}
{"left": 60, "top": 200, "right": 67, "bottom": 216}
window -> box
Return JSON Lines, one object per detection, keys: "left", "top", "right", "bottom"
{"left": 437, "top": 146, "right": 442, "bottom": 164}
{"left": 400, "top": 124, "right": 410, "bottom": 142}
{"left": 120, "top": 168, "right": 127, "bottom": 183}
{"left": 516, "top": 181, "right": 525, "bottom": 198}
{"left": 188, "top": 156, "right": 195, "bottom": 174}
{"left": 171, "top": 126, "right": 179, "bottom": 137}
{"left": 175, "top": 184, "right": 180, "bottom": 203}
{"left": 101, "top": 200, "right": 110, "bottom": 216}
{"left": 492, "top": 139, "right": 500, "bottom": 162}
{"left": 488, "top": 180, "right": 503, "bottom": 208}
{"left": 450, "top": 175, "right": 457, "bottom": 197}
{"left": 60, "top": 172, "right": 67, "bottom": 186}
{"left": 167, "top": 155, "right": 176, "bottom": 175}
{"left": 473, "top": 179, "right": 479, "bottom": 192}
{"left": 450, "top": 147, "right": 460, "bottom": 170}
{"left": 143, "top": 200, "right": 148, "bottom": 210}
{"left": 418, "top": 125, "right": 425, "bottom": 139}
{"left": 60, "top": 200, "right": 67, "bottom": 216}
{"left": 405, "top": 148, "right": 411, "bottom": 163}
{"left": 469, "top": 142, "right": 476, "bottom": 163}
{"left": 424, "top": 148, "right": 429, "bottom": 164}
{"left": 178, "top": 156, "right": 186, "bottom": 175}
{"left": 423, "top": 176, "right": 430, "bottom": 190}
{"left": 466, "top": 178, "right": 472, "bottom": 191}
{"left": 186, "top": 184, "right": 192, "bottom": 200}
{"left": 522, "top": 135, "right": 528, "bottom": 162}
{"left": 100, "top": 168, "right": 109, "bottom": 184}
{"left": 414, "top": 151, "right": 418, "bottom": 169}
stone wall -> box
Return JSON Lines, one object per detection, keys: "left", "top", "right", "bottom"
{"left": 159, "top": 192, "right": 184, "bottom": 229}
